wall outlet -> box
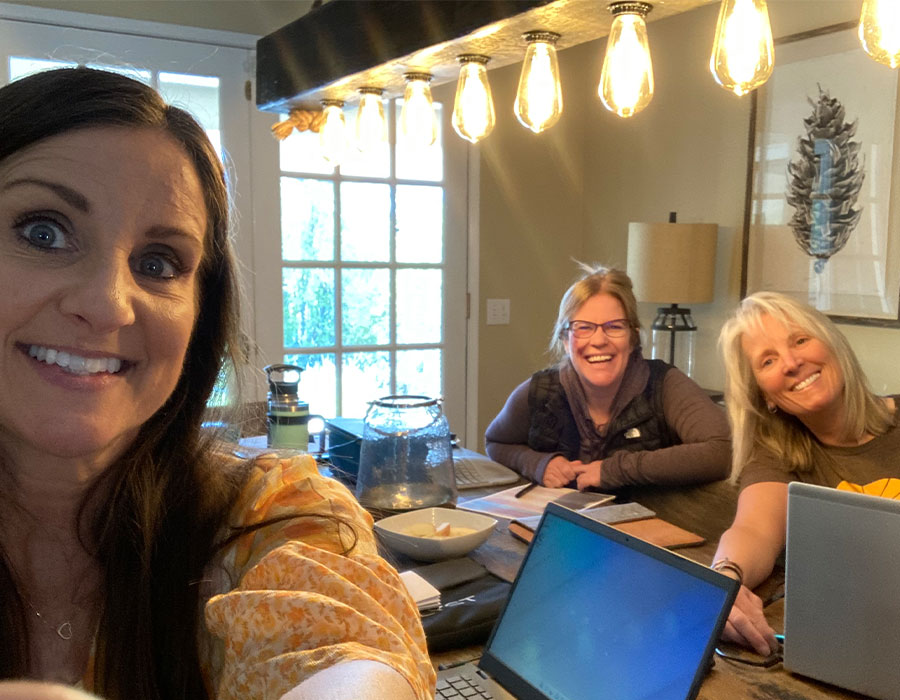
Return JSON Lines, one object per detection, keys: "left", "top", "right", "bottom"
{"left": 486, "top": 298, "right": 510, "bottom": 325}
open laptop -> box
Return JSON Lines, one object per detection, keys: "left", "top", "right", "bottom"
{"left": 784, "top": 482, "right": 900, "bottom": 700}
{"left": 437, "top": 502, "right": 738, "bottom": 700}
{"left": 325, "top": 417, "right": 518, "bottom": 490}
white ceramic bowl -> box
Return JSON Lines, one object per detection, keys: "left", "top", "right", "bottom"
{"left": 374, "top": 507, "right": 497, "bottom": 562}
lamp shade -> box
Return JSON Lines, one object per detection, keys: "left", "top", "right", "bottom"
{"left": 626, "top": 222, "right": 718, "bottom": 303}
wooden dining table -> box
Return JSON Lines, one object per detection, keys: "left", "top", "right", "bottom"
{"left": 424, "top": 484, "right": 869, "bottom": 700}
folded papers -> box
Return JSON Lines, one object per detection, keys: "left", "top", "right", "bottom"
{"left": 399, "top": 570, "right": 441, "bottom": 612}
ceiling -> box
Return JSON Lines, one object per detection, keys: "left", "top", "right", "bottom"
{"left": 256, "top": 0, "right": 717, "bottom": 113}
{"left": 6, "top": 0, "right": 319, "bottom": 36}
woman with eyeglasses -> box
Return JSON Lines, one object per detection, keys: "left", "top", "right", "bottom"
{"left": 485, "top": 263, "right": 730, "bottom": 491}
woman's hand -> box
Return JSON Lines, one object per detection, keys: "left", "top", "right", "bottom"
{"left": 542, "top": 456, "right": 577, "bottom": 488}
{"left": 544, "top": 458, "right": 604, "bottom": 489}
{"left": 720, "top": 585, "right": 778, "bottom": 656}
{"left": 571, "top": 460, "right": 603, "bottom": 490}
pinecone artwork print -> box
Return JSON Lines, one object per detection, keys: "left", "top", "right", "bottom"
{"left": 785, "top": 86, "right": 864, "bottom": 274}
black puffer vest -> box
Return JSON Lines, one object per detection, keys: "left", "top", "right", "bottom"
{"left": 526, "top": 359, "right": 677, "bottom": 461}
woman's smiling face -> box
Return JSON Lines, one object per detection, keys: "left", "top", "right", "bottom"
{"left": 740, "top": 313, "right": 845, "bottom": 421}
{"left": 0, "top": 126, "right": 207, "bottom": 467}
{"left": 564, "top": 293, "right": 633, "bottom": 397}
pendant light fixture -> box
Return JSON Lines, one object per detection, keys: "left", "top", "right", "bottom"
{"left": 599, "top": 2, "right": 655, "bottom": 119}
{"left": 515, "top": 31, "right": 563, "bottom": 134}
{"left": 400, "top": 72, "right": 437, "bottom": 147}
{"left": 319, "top": 99, "right": 346, "bottom": 165}
{"left": 859, "top": 0, "right": 900, "bottom": 69}
{"left": 709, "top": 0, "right": 774, "bottom": 96}
{"left": 355, "top": 87, "right": 386, "bottom": 152}
{"left": 452, "top": 54, "right": 496, "bottom": 144}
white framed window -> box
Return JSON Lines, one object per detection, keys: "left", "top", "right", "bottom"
{"left": 256, "top": 89, "right": 469, "bottom": 436}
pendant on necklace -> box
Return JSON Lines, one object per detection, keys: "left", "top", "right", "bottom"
{"left": 27, "top": 601, "right": 74, "bottom": 641}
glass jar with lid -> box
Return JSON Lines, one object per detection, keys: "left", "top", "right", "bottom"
{"left": 355, "top": 395, "right": 456, "bottom": 514}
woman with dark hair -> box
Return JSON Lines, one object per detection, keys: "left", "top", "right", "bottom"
{"left": 0, "top": 68, "right": 433, "bottom": 700}
{"left": 485, "top": 262, "right": 730, "bottom": 490}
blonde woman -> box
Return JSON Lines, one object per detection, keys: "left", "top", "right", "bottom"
{"left": 712, "top": 291, "right": 898, "bottom": 655}
{"left": 485, "top": 263, "right": 730, "bottom": 491}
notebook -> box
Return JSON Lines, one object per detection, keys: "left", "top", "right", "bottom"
{"left": 437, "top": 502, "right": 738, "bottom": 700}
{"left": 458, "top": 484, "right": 614, "bottom": 520}
{"left": 784, "top": 482, "right": 900, "bottom": 700}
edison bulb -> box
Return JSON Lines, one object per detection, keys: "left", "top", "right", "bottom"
{"left": 709, "top": 0, "right": 774, "bottom": 95}
{"left": 355, "top": 87, "right": 386, "bottom": 152}
{"left": 599, "top": 3, "right": 654, "bottom": 118}
{"left": 319, "top": 99, "right": 345, "bottom": 165}
{"left": 515, "top": 31, "right": 563, "bottom": 133}
{"left": 452, "top": 54, "right": 495, "bottom": 144}
{"left": 859, "top": 0, "right": 900, "bottom": 68}
{"left": 400, "top": 73, "right": 437, "bottom": 147}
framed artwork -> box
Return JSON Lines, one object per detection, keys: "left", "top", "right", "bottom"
{"left": 741, "top": 21, "right": 900, "bottom": 326}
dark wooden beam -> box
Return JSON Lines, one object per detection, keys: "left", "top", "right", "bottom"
{"left": 256, "top": 0, "right": 552, "bottom": 112}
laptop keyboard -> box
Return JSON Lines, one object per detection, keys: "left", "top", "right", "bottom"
{"left": 452, "top": 453, "right": 519, "bottom": 490}
{"left": 436, "top": 671, "right": 494, "bottom": 699}
{"left": 454, "top": 460, "right": 490, "bottom": 488}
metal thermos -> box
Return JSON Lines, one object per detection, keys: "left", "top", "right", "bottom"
{"left": 264, "top": 364, "right": 310, "bottom": 450}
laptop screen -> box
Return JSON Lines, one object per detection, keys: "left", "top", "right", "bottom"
{"left": 479, "top": 503, "right": 737, "bottom": 700}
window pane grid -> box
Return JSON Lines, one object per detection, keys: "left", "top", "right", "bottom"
{"left": 280, "top": 100, "right": 445, "bottom": 417}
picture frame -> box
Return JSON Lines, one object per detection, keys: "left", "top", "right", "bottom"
{"left": 741, "top": 20, "right": 900, "bottom": 327}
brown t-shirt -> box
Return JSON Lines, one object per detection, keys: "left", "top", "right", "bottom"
{"left": 740, "top": 405, "right": 900, "bottom": 490}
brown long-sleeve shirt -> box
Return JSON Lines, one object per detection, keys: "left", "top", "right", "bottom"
{"left": 484, "top": 357, "right": 731, "bottom": 490}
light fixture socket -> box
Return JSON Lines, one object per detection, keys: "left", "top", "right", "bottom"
{"left": 403, "top": 72, "right": 433, "bottom": 83}
{"left": 523, "top": 30, "right": 560, "bottom": 44}
{"left": 321, "top": 98, "right": 344, "bottom": 108}
{"left": 608, "top": 2, "right": 653, "bottom": 17}
{"left": 357, "top": 87, "right": 384, "bottom": 97}
{"left": 457, "top": 54, "right": 491, "bottom": 66}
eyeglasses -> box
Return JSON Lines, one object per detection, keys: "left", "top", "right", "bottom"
{"left": 565, "top": 318, "right": 629, "bottom": 339}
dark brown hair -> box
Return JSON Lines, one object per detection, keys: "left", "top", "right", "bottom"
{"left": 0, "top": 67, "right": 243, "bottom": 698}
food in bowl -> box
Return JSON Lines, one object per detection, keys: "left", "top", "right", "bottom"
{"left": 402, "top": 522, "right": 477, "bottom": 538}
{"left": 373, "top": 507, "right": 497, "bottom": 561}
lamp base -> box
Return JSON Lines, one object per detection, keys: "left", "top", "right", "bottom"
{"left": 650, "top": 304, "right": 697, "bottom": 377}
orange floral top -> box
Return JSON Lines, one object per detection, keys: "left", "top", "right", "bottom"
{"left": 199, "top": 453, "right": 436, "bottom": 699}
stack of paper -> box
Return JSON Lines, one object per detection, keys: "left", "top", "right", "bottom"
{"left": 458, "top": 484, "right": 614, "bottom": 520}
{"left": 399, "top": 570, "right": 441, "bottom": 613}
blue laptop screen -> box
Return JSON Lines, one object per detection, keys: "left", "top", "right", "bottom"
{"left": 482, "top": 506, "right": 735, "bottom": 700}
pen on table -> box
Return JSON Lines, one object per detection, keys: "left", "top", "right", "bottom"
{"left": 514, "top": 481, "right": 538, "bottom": 499}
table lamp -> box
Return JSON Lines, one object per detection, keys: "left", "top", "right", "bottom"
{"left": 626, "top": 213, "right": 717, "bottom": 377}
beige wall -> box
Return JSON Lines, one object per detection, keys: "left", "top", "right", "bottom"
{"left": 476, "top": 1, "right": 900, "bottom": 449}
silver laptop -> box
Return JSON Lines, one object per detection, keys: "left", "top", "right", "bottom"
{"left": 785, "top": 482, "right": 900, "bottom": 700}
{"left": 437, "top": 502, "right": 738, "bottom": 700}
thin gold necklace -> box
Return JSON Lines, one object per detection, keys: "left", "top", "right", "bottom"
{"left": 26, "top": 599, "right": 73, "bottom": 640}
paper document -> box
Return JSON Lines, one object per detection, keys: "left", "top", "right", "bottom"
{"left": 399, "top": 570, "right": 441, "bottom": 613}
{"left": 458, "top": 484, "right": 614, "bottom": 520}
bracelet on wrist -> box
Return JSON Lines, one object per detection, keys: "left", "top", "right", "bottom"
{"left": 711, "top": 557, "right": 744, "bottom": 585}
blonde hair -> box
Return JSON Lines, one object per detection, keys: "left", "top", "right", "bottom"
{"left": 718, "top": 291, "right": 893, "bottom": 481}
{"left": 548, "top": 262, "right": 641, "bottom": 363}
